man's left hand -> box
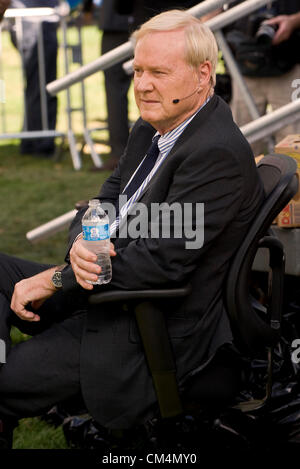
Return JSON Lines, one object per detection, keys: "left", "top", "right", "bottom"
{"left": 70, "top": 236, "right": 116, "bottom": 290}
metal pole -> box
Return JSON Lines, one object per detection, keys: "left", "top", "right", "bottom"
{"left": 0, "top": 22, "right": 6, "bottom": 134}
{"left": 47, "top": 40, "right": 132, "bottom": 95}
{"left": 4, "top": 7, "right": 58, "bottom": 18}
{"left": 26, "top": 209, "right": 77, "bottom": 243}
{"left": 0, "top": 130, "right": 64, "bottom": 139}
{"left": 205, "top": 0, "right": 277, "bottom": 30}
{"left": 78, "top": 24, "right": 87, "bottom": 130}
{"left": 241, "top": 99, "right": 300, "bottom": 143}
{"left": 50, "top": 0, "right": 267, "bottom": 95}
{"left": 214, "top": 30, "right": 260, "bottom": 121}
{"left": 15, "top": 16, "right": 28, "bottom": 131}
{"left": 59, "top": 7, "right": 82, "bottom": 170}
{"left": 77, "top": 24, "right": 102, "bottom": 168}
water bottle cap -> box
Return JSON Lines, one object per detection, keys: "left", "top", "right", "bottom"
{"left": 88, "top": 199, "right": 100, "bottom": 206}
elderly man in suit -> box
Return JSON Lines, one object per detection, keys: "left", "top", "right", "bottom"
{"left": 0, "top": 9, "right": 263, "bottom": 447}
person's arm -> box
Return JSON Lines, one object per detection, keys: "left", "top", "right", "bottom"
{"left": 266, "top": 12, "right": 300, "bottom": 45}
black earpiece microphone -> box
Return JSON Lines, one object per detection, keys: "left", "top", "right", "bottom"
{"left": 172, "top": 85, "right": 201, "bottom": 104}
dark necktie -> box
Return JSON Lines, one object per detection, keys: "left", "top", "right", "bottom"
{"left": 123, "top": 135, "right": 160, "bottom": 201}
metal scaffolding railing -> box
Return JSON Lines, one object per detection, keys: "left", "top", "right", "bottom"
{"left": 242, "top": 99, "right": 300, "bottom": 144}
{"left": 25, "top": 0, "right": 300, "bottom": 242}
{"left": 26, "top": 97, "right": 300, "bottom": 244}
{"left": 47, "top": 0, "right": 272, "bottom": 96}
{"left": 47, "top": 0, "right": 282, "bottom": 150}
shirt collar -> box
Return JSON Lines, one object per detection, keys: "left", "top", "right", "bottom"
{"left": 153, "top": 95, "right": 212, "bottom": 158}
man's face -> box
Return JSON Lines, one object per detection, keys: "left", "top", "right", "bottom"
{"left": 133, "top": 29, "right": 210, "bottom": 135}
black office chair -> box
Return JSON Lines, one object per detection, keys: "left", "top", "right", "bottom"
{"left": 88, "top": 153, "right": 298, "bottom": 425}
{"left": 225, "top": 153, "right": 298, "bottom": 411}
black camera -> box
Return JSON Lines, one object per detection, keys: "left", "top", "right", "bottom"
{"left": 247, "top": 11, "right": 278, "bottom": 44}
{"left": 226, "top": 9, "right": 295, "bottom": 77}
{"left": 255, "top": 21, "right": 278, "bottom": 44}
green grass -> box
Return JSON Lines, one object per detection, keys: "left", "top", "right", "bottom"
{"left": 0, "top": 143, "right": 108, "bottom": 264}
{"left": 0, "top": 23, "right": 139, "bottom": 449}
{"left": 13, "top": 417, "right": 68, "bottom": 449}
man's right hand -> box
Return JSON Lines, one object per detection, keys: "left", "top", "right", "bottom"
{"left": 266, "top": 12, "right": 300, "bottom": 45}
{"left": 70, "top": 235, "right": 116, "bottom": 290}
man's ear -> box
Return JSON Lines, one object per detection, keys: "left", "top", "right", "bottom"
{"left": 197, "top": 61, "right": 212, "bottom": 89}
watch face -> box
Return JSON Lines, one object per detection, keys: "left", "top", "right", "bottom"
{"left": 52, "top": 271, "right": 62, "bottom": 289}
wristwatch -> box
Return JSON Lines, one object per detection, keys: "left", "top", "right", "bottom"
{"left": 51, "top": 265, "right": 65, "bottom": 289}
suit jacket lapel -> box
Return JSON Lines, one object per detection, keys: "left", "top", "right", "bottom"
{"left": 118, "top": 95, "right": 219, "bottom": 230}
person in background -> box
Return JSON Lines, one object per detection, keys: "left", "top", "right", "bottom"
{"left": 227, "top": 1, "right": 300, "bottom": 156}
{"left": 9, "top": 0, "right": 59, "bottom": 158}
{"left": 91, "top": 0, "right": 132, "bottom": 171}
{"left": 116, "top": 0, "right": 201, "bottom": 30}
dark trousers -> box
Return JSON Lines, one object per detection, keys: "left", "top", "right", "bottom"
{"left": 0, "top": 252, "right": 241, "bottom": 424}
{"left": 11, "top": 20, "right": 58, "bottom": 154}
{"left": 0, "top": 253, "right": 86, "bottom": 420}
{"left": 101, "top": 30, "right": 131, "bottom": 159}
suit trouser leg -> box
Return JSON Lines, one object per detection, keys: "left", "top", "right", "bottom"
{"left": 0, "top": 304, "right": 84, "bottom": 420}
{"left": 0, "top": 253, "right": 86, "bottom": 420}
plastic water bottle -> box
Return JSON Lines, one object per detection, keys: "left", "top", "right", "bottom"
{"left": 82, "top": 199, "right": 112, "bottom": 285}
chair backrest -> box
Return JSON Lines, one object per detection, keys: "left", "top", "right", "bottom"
{"left": 225, "top": 153, "right": 298, "bottom": 354}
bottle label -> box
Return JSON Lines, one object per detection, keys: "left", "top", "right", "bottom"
{"left": 82, "top": 224, "right": 110, "bottom": 241}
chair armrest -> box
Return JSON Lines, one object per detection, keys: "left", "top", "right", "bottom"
{"left": 258, "top": 235, "right": 284, "bottom": 330}
{"left": 88, "top": 284, "right": 191, "bottom": 419}
{"left": 88, "top": 284, "right": 192, "bottom": 305}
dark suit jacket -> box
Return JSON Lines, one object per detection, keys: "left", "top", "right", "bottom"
{"left": 97, "top": 0, "right": 130, "bottom": 32}
{"left": 62, "top": 95, "right": 264, "bottom": 429}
